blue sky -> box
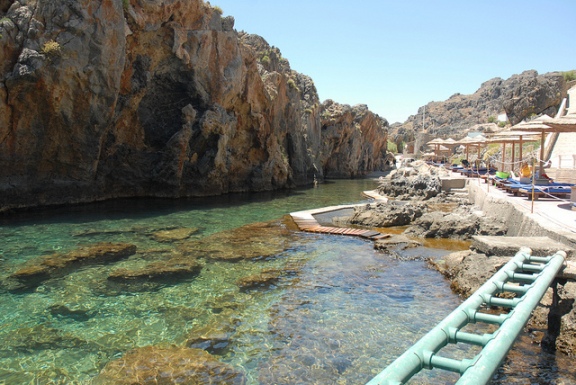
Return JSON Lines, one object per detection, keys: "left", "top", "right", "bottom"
{"left": 212, "top": 1, "right": 576, "bottom": 123}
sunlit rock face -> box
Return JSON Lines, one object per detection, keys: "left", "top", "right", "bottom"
{"left": 0, "top": 0, "right": 388, "bottom": 212}
{"left": 391, "top": 70, "right": 569, "bottom": 141}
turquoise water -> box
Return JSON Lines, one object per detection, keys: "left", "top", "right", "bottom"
{"left": 0, "top": 180, "right": 494, "bottom": 384}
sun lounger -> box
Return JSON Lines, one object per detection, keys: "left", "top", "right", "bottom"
{"left": 518, "top": 186, "right": 572, "bottom": 200}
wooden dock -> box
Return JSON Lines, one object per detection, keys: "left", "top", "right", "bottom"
{"left": 290, "top": 205, "right": 389, "bottom": 240}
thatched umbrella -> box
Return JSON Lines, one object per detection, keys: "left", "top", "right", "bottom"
{"left": 511, "top": 115, "right": 557, "bottom": 177}
{"left": 426, "top": 138, "right": 445, "bottom": 160}
{"left": 456, "top": 135, "right": 487, "bottom": 161}
{"left": 544, "top": 114, "right": 576, "bottom": 132}
{"left": 546, "top": 85, "right": 576, "bottom": 131}
{"left": 488, "top": 130, "right": 540, "bottom": 172}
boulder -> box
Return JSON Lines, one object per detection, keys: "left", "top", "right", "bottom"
{"left": 403, "top": 209, "right": 507, "bottom": 240}
{"left": 345, "top": 201, "right": 425, "bottom": 227}
{"left": 378, "top": 161, "right": 442, "bottom": 200}
{"left": 428, "top": 250, "right": 509, "bottom": 297}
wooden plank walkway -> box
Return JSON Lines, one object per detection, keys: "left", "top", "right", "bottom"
{"left": 290, "top": 204, "right": 389, "bottom": 241}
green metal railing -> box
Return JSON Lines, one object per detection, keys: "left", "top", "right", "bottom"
{"left": 366, "top": 247, "right": 566, "bottom": 385}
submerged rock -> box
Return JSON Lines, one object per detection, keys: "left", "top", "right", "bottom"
{"left": 186, "top": 323, "right": 235, "bottom": 355}
{"left": 150, "top": 227, "right": 200, "bottom": 242}
{"left": 4, "top": 324, "right": 88, "bottom": 351}
{"left": 7, "top": 243, "right": 137, "bottom": 291}
{"left": 108, "top": 257, "right": 203, "bottom": 282}
{"left": 373, "top": 234, "right": 423, "bottom": 257}
{"left": 179, "top": 220, "right": 297, "bottom": 261}
{"left": 92, "top": 346, "right": 246, "bottom": 385}
{"left": 236, "top": 268, "right": 283, "bottom": 291}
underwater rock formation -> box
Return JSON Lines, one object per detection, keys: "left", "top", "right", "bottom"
{"left": 7, "top": 242, "right": 137, "bottom": 291}
{"left": 178, "top": 219, "right": 298, "bottom": 261}
{"left": 92, "top": 346, "right": 246, "bottom": 385}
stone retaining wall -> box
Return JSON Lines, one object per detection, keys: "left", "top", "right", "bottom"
{"left": 467, "top": 182, "right": 576, "bottom": 249}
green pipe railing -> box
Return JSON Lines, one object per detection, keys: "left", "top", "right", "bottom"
{"left": 366, "top": 247, "right": 566, "bottom": 385}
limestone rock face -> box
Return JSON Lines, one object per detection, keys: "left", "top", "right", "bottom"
{"left": 0, "top": 0, "right": 389, "bottom": 211}
{"left": 393, "top": 70, "right": 570, "bottom": 139}
{"left": 320, "top": 100, "right": 389, "bottom": 178}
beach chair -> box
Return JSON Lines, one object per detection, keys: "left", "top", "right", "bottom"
{"left": 518, "top": 186, "right": 572, "bottom": 200}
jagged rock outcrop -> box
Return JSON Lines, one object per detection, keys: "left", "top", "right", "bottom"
{"left": 393, "top": 70, "right": 570, "bottom": 141}
{"left": 403, "top": 209, "right": 508, "bottom": 240}
{"left": 0, "top": 0, "right": 389, "bottom": 212}
{"left": 345, "top": 201, "right": 426, "bottom": 227}
{"left": 378, "top": 160, "right": 443, "bottom": 200}
{"left": 320, "top": 100, "right": 389, "bottom": 178}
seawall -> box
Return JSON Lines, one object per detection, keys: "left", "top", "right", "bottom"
{"left": 467, "top": 180, "right": 576, "bottom": 249}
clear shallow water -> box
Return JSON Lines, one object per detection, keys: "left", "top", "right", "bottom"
{"left": 0, "top": 179, "right": 568, "bottom": 384}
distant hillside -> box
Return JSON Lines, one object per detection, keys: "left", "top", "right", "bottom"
{"left": 390, "top": 70, "right": 573, "bottom": 148}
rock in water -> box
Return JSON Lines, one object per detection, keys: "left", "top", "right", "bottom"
{"left": 92, "top": 346, "right": 246, "bottom": 385}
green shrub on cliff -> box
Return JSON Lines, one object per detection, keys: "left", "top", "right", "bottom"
{"left": 563, "top": 70, "right": 576, "bottom": 82}
{"left": 287, "top": 78, "right": 299, "bottom": 92}
{"left": 387, "top": 140, "right": 398, "bottom": 153}
{"left": 41, "top": 40, "right": 61, "bottom": 56}
{"left": 213, "top": 6, "right": 223, "bottom": 15}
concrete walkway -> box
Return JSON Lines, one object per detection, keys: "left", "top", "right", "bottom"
{"left": 467, "top": 178, "right": 576, "bottom": 247}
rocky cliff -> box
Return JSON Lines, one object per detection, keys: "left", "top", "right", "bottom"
{"left": 391, "top": 70, "right": 570, "bottom": 146}
{"left": 0, "top": 0, "right": 389, "bottom": 212}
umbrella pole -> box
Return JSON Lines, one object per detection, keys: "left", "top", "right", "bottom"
{"left": 501, "top": 143, "right": 506, "bottom": 171}
{"left": 531, "top": 158, "right": 536, "bottom": 214}
{"left": 519, "top": 136, "right": 523, "bottom": 172}
{"left": 511, "top": 142, "right": 516, "bottom": 173}
{"left": 539, "top": 132, "right": 545, "bottom": 178}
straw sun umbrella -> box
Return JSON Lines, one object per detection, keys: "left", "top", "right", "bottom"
{"left": 456, "top": 135, "right": 487, "bottom": 161}
{"left": 545, "top": 114, "right": 576, "bottom": 132}
{"left": 511, "top": 115, "right": 558, "bottom": 177}
{"left": 426, "top": 138, "right": 445, "bottom": 161}
{"left": 488, "top": 130, "right": 540, "bottom": 173}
